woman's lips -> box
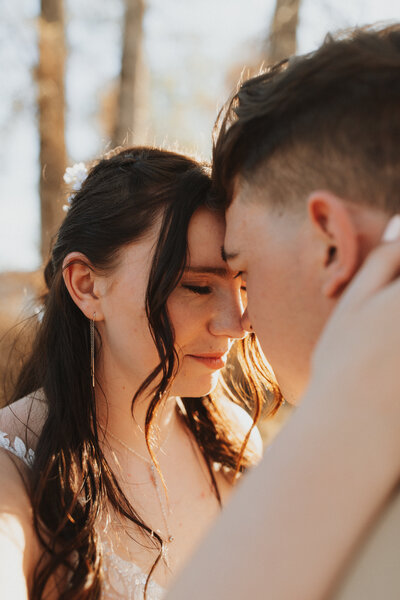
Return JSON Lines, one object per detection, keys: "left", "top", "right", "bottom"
{"left": 187, "top": 354, "right": 227, "bottom": 370}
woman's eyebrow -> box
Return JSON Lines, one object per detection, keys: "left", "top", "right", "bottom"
{"left": 184, "top": 266, "right": 229, "bottom": 277}
{"left": 184, "top": 266, "right": 242, "bottom": 279}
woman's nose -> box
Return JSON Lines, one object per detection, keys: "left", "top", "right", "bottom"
{"left": 208, "top": 292, "right": 249, "bottom": 340}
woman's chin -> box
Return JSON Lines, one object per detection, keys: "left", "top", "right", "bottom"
{"left": 172, "top": 370, "right": 220, "bottom": 398}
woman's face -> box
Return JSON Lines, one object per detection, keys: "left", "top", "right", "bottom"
{"left": 96, "top": 207, "right": 248, "bottom": 399}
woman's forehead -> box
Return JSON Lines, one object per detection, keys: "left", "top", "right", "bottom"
{"left": 187, "top": 208, "right": 226, "bottom": 267}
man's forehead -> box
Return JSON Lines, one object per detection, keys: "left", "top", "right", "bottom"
{"left": 225, "top": 183, "right": 258, "bottom": 238}
{"left": 224, "top": 198, "right": 247, "bottom": 262}
{"left": 224, "top": 180, "right": 274, "bottom": 261}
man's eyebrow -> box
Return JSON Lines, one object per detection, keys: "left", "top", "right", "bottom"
{"left": 184, "top": 266, "right": 229, "bottom": 277}
{"left": 221, "top": 246, "right": 239, "bottom": 262}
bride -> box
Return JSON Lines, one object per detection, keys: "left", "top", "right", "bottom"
{"left": 0, "top": 146, "right": 266, "bottom": 599}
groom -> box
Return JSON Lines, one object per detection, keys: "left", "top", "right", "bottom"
{"left": 214, "top": 23, "right": 400, "bottom": 406}
{"left": 213, "top": 23, "right": 400, "bottom": 598}
{"left": 167, "top": 24, "right": 400, "bottom": 600}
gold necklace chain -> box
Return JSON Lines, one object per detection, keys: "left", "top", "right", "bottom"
{"left": 107, "top": 430, "right": 175, "bottom": 550}
{"left": 107, "top": 425, "right": 173, "bottom": 464}
{"left": 108, "top": 430, "right": 154, "bottom": 464}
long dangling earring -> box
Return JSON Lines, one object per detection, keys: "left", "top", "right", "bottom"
{"left": 90, "top": 312, "right": 96, "bottom": 388}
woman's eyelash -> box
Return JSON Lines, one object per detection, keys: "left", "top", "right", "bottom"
{"left": 182, "top": 284, "right": 212, "bottom": 295}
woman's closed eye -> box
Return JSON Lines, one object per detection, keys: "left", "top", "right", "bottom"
{"left": 182, "top": 284, "right": 212, "bottom": 295}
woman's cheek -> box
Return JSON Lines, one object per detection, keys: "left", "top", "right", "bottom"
{"left": 168, "top": 296, "right": 197, "bottom": 334}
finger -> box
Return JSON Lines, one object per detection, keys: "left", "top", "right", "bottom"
{"left": 336, "top": 238, "right": 400, "bottom": 313}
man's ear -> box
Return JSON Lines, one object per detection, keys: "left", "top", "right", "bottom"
{"left": 62, "top": 252, "right": 105, "bottom": 320}
{"left": 307, "top": 191, "right": 359, "bottom": 298}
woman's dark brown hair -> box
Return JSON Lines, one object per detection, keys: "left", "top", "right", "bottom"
{"left": 8, "top": 146, "right": 281, "bottom": 599}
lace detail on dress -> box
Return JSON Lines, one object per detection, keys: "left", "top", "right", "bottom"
{"left": 102, "top": 541, "right": 166, "bottom": 600}
{"left": 0, "top": 430, "right": 35, "bottom": 467}
{"left": 0, "top": 429, "right": 166, "bottom": 599}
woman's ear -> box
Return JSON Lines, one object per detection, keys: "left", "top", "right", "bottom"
{"left": 62, "top": 252, "right": 105, "bottom": 320}
{"left": 307, "top": 191, "right": 360, "bottom": 298}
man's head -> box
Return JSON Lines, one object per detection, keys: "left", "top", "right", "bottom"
{"left": 214, "top": 24, "right": 400, "bottom": 404}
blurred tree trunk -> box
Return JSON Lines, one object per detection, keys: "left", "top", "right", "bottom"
{"left": 112, "top": 0, "right": 145, "bottom": 147}
{"left": 37, "top": 0, "right": 67, "bottom": 263}
{"left": 265, "top": 0, "right": 301, "bottom": 64}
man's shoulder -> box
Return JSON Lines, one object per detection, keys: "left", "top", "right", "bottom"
{"left": 333, "top": 487, "right": 400, "bottom": 600}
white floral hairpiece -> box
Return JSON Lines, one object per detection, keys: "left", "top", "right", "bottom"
{"left": 63, "top": 162, "right": 88, "bottom": 212}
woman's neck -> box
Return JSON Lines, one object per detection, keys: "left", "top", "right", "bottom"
{"left": 95, "top": 378, "right": 179, "bottom": 460}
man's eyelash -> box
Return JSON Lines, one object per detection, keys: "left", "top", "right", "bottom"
{"left": 182, "top": 284, "right": 212, "bottom": 295}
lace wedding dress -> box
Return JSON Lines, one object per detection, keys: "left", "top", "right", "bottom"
{"left": 0, "top": 431, "right": 166, "bottom": 600}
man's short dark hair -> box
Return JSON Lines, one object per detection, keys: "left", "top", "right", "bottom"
{"left": 213, "top": 24, "right": 400, "bottom": 212}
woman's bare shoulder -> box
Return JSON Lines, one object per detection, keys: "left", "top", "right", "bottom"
{"left": 0, "top": 448, "right": 39, "bottom": 597}
{"left": 0, "top": 390, "right": 48, "bottom": 452}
